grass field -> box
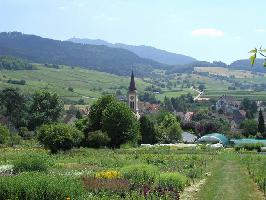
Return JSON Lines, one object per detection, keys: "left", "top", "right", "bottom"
{"left": 0, "top": 64, "right": 150, "bottom": 104}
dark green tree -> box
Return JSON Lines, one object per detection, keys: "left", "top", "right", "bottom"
{"left": 0, "top": 88, "right": 29, "bottom": 128}
{"left": 139, "top": 115, "right": 157, "bottom": 144}
{"left": 88, "top": 95, "right": 116, "bottom": 131}
{"left": 102, "top": 101, "right": 140, "bottom": 148}
{"left": 240, "top": 119, "right": 258, "bottom": 137}
{"left": 29, "top": 90, "right": 64, "bottom": 130}
{"left": 258, "top": 109, "right": 265, "bottom": 136}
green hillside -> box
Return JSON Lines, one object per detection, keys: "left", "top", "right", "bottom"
{"left": 0, "top": 64, "right": 150, "bottom": 104}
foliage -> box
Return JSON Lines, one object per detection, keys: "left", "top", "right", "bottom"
{"left": 29, "top": 90, "right": 64, "bottom": 130}
{"left": 139, "top": 92, "right": 159, "bottom": 104}
{"left": 0, "top": 124, "right": 9, "bottom": 144}
{"left": 13, "top": 153, "right": 49, "bottom": 173}
{"left": 0, "top": 173, "right": 87, "bottom": 200}
{"left": 85, "top": 130, "right": 110, "bottom": 148}
{"left": 0, "top": 55, "right": 33, "bottom": 70}
{"left": 88, "top": 95, "right": 116, "bottom": 131}
{"left": 102, "top": 101, "right": 140, "bottom": 148}
{"left": 235, "top": 143, "right": 263, "bottom": 152}
{"left": 0, "top": 88, "right": 29, "bottom": 128}
{"left": 139, "top": 115, "right": 157, "bottom": 144}
{"left": 121, "top": 164, "right": 159, "bottom": 186}
{"left": 240, "top": 119, "right": 258, "bottom": 137}
{"left": 37, "top": 123, "right": 84, "bottom": 153}
{"left": 258, "top": 109, "right": 265, "bottom": 136}
{"left": 249, "top": 47, "right": 266, "bottom": 67}
{"left": 158, "top": 172, "right": 187, "bottom": 191}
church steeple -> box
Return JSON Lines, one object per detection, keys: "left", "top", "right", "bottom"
{"left": 128, "top": 71, "right": 138, "bottom": 113}
{"left": 129, "top": 71, "right": 137, "bottom": 91}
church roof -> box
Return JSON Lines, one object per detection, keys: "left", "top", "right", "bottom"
{"left": 128, "top": 71, "right": 137, "bottom": 91}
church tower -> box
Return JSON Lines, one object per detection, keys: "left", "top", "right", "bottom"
{"left": 128, "top": 71, "right": 138, "bottom": 113}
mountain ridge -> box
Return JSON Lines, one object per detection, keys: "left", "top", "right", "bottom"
{"left": 67, "top": 38, "right": 197, "bottom": 65}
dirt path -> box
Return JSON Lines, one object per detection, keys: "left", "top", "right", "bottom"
{"left": 195, "top": 158, "right": 264, "bottom": 200}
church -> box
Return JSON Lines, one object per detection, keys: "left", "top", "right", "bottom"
{"left": 128, "top": 71, "right": 140, "bottom": 117}
{"left": 127, "top": 71, "right": 160, "bottom": 118}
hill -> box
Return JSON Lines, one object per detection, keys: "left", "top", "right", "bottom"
{"left": 68, "top": 38, "right": 197, "bottom": 65}
{"left": 0, "top": 32, "right": 166, "bottom": 76}
{"left": 0, "top": 64, "right": 150, "bottom": 104}
{"left": 229, "top": 59, "right": 266, "bottom": 73}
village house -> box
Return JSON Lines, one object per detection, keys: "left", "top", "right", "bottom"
{"left": 216, "top": 95, "right": 240, "bottom": 114}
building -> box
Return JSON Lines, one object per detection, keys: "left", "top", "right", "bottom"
{"left": 128, "top": 71, "right": 139, "bottom": 115}
{"left": 197, "top": 133, "right": 229, "bottom": 146}
{"left": 216, "top": 95, "right": 240, "bottom": 114}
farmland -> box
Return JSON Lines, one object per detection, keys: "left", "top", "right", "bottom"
{"left": 0, "top": 145, "right": 216, "bottom": 199}
{"left": 1, "top": 145, "right": 266, "bottom": 199}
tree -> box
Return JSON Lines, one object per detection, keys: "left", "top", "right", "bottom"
{"left": 88, "top": 95, "right": 116, "bottom": 131}
{"left": 258, "top": 109, "right": 265, "bottom": 136}
{"left": 29, "top": 90, "right": 64, "bottom": 130}
{"left": 240, "top": 119, "right": 258, "bottom": 137}
{"left": 85, "top": 130, "right": 110, "bottom": 148}
{"left": 0, "top": 124, "right": 10, "bottom": 144}
{"left": 139, "top": 115, "right": 157, "bottom": 144}
{"left": 102, "top": 101, "right": 140, "bottom": 148}
{"left": 198, "top": 84, "right": 206, "bottom": 92}
{"left": 166, "top": 122, "right": 182, "bottom": 143}
{"left": 0, "top": 88, "right": 29, "bottom": 128}
{"left": 37, "top": 123, "right": 83, "bottom": 153}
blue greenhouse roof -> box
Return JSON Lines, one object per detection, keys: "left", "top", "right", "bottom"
{"left": 197, "top": 133, "right": 229, "bottom": 145}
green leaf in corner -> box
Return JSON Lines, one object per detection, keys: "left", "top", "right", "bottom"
{"left": 249, "top": 48, "right": 257, "bottom": 53}
{"left": 264, "top": 62, "right": 266, "bottom": 67}
{"left": 250, "top": 54, "right": 256, "bottom": 66}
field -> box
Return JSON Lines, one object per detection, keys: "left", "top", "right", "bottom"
{"left": 0, "top": 64, "right": 150, "bottom": 104}
{"left": 1, "top": 145, "right": 266, "bottom": 200}
{"left": 0, "top": 144, "right": 216, "bottom": 199}
{"left": 194, "top": 67, "right": 256, "bottom": 78}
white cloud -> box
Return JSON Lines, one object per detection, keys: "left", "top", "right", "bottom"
{"left": 256, "top": 29, "right": 266, "bottom": 33}
{"left": 191, "top": 28, "right": 224, "bottom": 37}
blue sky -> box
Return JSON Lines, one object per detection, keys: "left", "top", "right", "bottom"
{"left": 0, "top": 0, "right": 265, "bottom": 63}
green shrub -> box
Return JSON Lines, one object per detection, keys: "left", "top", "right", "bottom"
{"left": 13, "top": 153, "right": 49, "bottom": 173}
{"left": 121, "top": 164, "right": 159, "bottom": 186}
{"left": 85, "top": 130, "right": 110, "bottom": 148}
{"left": 37, "top": 123, "right": 84, "bottom": 153}
{"left": 158, "top": 172, "right": 187, "bottom": 191}
{"left": 0, "top": 124, "right": 10, "bottom": 144}
{"left": 0, "top": 173, "right": 87, "bottom": 200}
{"left": 7, "top": 133, "right": 21, "bottom": 147}
{"left": 235, "top": 143, "right": 263, "bottom": 152}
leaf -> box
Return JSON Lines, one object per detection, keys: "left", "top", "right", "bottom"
{"left": 250, "top": 54, "right": 256, "bottom": 66}
{"left": 264, "top": 62, "right": 266, "bottom": 68}
{"left": 249, "top": 48, "right": 257, "bottom": 53}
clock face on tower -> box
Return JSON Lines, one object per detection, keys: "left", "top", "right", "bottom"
{"left": 130, "top": 96, "right": 134, "bottom": 100}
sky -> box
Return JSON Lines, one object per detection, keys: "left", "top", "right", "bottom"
{"left": 0, "top": 0, "right": 265, "bottom": 63}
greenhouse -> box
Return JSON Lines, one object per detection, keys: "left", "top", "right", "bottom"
{"left": 196, "top": 133, "right": 229, "bottom": 146}
{"left": 231, "top": 138, "right": 266, "bottom": 146}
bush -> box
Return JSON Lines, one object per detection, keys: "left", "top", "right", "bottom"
{"left": 235, "top": 143, "right": 263, "bottom": 152}
{"left": 0, "top": 124, "right": 10, "bottom": 144}
{"left": 121, "top": 164, "right": 159, "bottom": 187}
{"left": 13, "top": 153, "right": 49, "bottom": 173}
{"left": 85, "top": 130, "right": 110, "bottom": 148}
{"left": 0, "top": 173, "right": 87, "bottom": 200}
{"left": 7, "top": 133, "right": 21, "bottom": 147}
{"left": 37, "top": 123, "right": 84, "bottom": 153}
{"left": 158, "top": 172, "right": 187, "bottom": 191}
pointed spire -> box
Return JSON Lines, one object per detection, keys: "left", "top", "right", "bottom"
{"left": 129, "top": 71, "right": 137, "bottom": 91}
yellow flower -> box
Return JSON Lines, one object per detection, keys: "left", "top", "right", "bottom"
{"left": 95, "top": 170, "right": 120, "bottom": 179}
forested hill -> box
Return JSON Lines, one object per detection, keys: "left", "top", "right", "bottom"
{"left": 229, "top": 59, "right": 266, "bottom": 73}
{"left": 0, "top": 55, "right": 33, "bottom": 70}
{"left": 68, "top": 38, "right": 197, "bottom": 65}
{"left": 0, "top": 32, "right": 166, "bottom": 76}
